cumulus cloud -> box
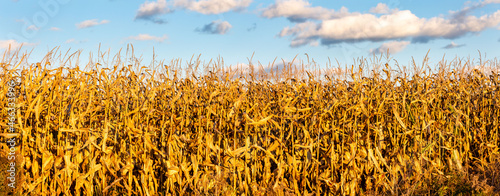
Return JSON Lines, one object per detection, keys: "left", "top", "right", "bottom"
{"left": 262, "top": 0, "right": 351, "bottom": 22}
{"left": 50, "top": 27, "right": 61, "bottom": 31}
{"left": 196, "top": 20, "right": 232, "bottom": 34}
{"left": 133, "top": 0, "right": 251, "bottom": 22}
{"left": 135, "top": 0, "right": 172, "bottom": 24}
{"left": 450, "top": 0, "right": 500, "bottom": 23}
{"left": 483, "top": 0, "right": 500, "bottom": 4}
{"left": 369, "top": 3, "right": 398, "bottom": 14}
{"left": 0, "top": 40, "right": 23, "bottom": 50}
{"left": 27, "top": 25, "right": 39, "bottom": 31}
{"left": 443, "top": 41, "right": 465, "bottom": 49}
{"left": 76, "top": 19, "right": 110, "bottom": 29}
{"left": 278, "top": 8, "right": 500, "bottom": 47}
{"left": 370, "top": 41, "right": 410, "bottom": 55}
{"left": 126, "top": 34, "right": 168, "bottom": 42}
{"left": 0, "top": 40, "right": 36, "bottom": 50}
{"left": 173, "top": 0, "right": 252, "bottom": 14}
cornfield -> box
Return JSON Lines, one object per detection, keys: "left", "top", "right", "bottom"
{"left": 1, "top": 48, "right": 500, "bottom": 195}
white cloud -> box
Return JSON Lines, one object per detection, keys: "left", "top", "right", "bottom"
{"left": 450, "top": 0, "right": 500, "bottom": 23}
{"left": 224, "top": 62, "right": 290, "bottom": 77}
{"left": 278, "top": 8, "right": 500, "bottom": 47}
{"left": 262, "top": 0, "right": 350, "bottom": 22}
{"left": 134, "top": 0, "right": 252, "bottom": 19}
{"left": 27, "top": 25, "right": 39, "bottom": 31}
{"left": 134, "top": 0, "right": 251, "bottom": 22}
{"left": 196, "top": 20, "right": 232, "bottom": 34}
{"left": 65, "top": 39, "right": 76, "bottom": 44}
{"left": 369, "top": 3, "right": 398, "bottom": 14}
{"left": 76, "top": 19, "right": 110, "bottom": 29}
{"left": 65, "top": 39, "right": 88, "bottom": 44}
{"left": 174, "top": 0, "right": 252, "bottom": 14}
{"left": 50, "top": 27, "right": 61, "bottom": 31}
{"left": 467, "top": 65, "right": 500, "bottom": 76}
{"left": 223, "top": 62, "right": 276, "bottom": 79}
{"left": 0, "top": 40, "right": 23, "bottom": 50}
{"left": 0, "top": 40, "right": 36, "bottom": 50}
{"left": 443, "top": 41, "right": 465, "bottom": 49}
{"left": 482, "top": 0, "right": 500, "bottom": 5}
{"left": 225, "top": 62, "right": 250, "bottom": 72}
{"left": 370, "top": 41, "right": 410, "bottom": 55}
{"left": 126, "top": 34, "right": 168, "bottom": 42}
{"left": 135, "top": 0, "right": 172, "bottom": 24}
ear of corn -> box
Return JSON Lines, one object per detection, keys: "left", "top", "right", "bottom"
{"left": 0, "top": 49, "right": 499, "bottom": 195}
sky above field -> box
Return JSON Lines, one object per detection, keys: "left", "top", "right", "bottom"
{"left": 1, "top": 0, "right": 500, "bottom": 71}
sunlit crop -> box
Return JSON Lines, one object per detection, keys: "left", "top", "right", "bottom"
{"left": 1, "top": 48, "right": 499, "bottom": 195}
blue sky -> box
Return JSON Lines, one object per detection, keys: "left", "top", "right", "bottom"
{"left": 1, "top": 0, "right": 499, "bottom": 71}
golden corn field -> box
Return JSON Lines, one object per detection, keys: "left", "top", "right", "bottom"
{"left": 1, "top": 48, "right": 500, "bottom": 195}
